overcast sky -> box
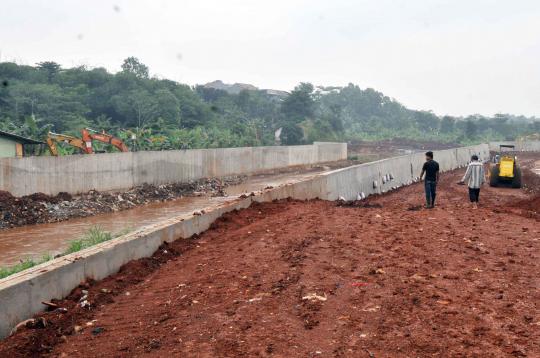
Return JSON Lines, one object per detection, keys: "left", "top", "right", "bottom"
{"left": 1, "top": 0, "right": 539, "bottom": 117}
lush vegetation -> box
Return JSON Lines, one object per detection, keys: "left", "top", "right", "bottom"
{"left": 0, "top": 226, "right": 126, "bottom": 279}
{"left": 1, "top": 58, "right": 538, "bottom": 154}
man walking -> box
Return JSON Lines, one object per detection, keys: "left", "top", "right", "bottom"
{"left": 420, "top": 151, "right": 439, "bottom": 208}
{"left": 459, "top": 155, "right": 485, "bottom": 209}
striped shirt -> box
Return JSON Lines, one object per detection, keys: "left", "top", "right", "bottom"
{"left": 462, "top": 161, "right": 485, "bottom": 189}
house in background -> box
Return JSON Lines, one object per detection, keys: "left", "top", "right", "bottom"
{"left": 0, "top": 130, "right": 44, "bottom": 158}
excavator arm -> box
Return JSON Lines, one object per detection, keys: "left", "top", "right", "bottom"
{"left": 46, "top": 132, "right": 89, "bottom": 156}
{"left": 81, "top": 128, "right": 129, "bottom": 153}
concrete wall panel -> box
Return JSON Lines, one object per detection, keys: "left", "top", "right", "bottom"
{"left": 0, "top": 143, "right": 346, "bottom": 196}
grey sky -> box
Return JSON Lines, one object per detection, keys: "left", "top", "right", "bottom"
{"left": 1, "top": 0, "right": 539, "bottom": 117}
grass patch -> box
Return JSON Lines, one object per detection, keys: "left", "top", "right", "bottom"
{"left": 0, "top": 226, "right": 130, "bottom": 280}
{"left": 0, "top": 253, "right": 53, "bottom": 280}
{"left": 64, "top": 226, "right": 114, "bottom": 254}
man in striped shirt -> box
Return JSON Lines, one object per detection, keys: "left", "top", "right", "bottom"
{"left": 459, "top": 155, "right": 485, "bottom": 208}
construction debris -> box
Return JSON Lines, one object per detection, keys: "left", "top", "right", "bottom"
{"left": 302, "top": 293, "right": 327, "bottom": 302}
{"left": 0, "top": 176, "right": 245, "bottom": 229}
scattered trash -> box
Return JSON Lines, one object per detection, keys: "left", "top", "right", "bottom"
{"left": 80, "top": 300, "right": 90, "bottom": 309}
{"left": 362, "top": 305, "right": 381, "bottom": 312}
{"left": 0, "top": 177, "right": 245, "bottom": 229}
{"left": 91, "top": 327, "right": 104, "bottom": 335}
{"left": 302, "top": 293, "right": 327, "bottom": 302}
{"left": 41, "top": 301, "right": 59, "bottom": 309}
{"left": 10, "top": 317, "right": 47, "bottom": 335}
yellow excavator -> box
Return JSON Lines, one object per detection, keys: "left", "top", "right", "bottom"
{"left": 46, "top": 132, "right": 89, "bottom": 156}
{"left": 46, "top": 129, "right": 129, "bottom": 156}
{"left": 489, "top": 144, "right": 522, "bottom": 188}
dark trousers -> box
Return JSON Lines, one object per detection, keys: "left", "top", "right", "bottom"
{"left": 469, "top": 187, "right": 480, "bottom": 202}
{"left": 424, "top": 180, "right": 437, "bottom": 206}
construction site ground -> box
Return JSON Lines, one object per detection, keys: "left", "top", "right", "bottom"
{"left": 1, "top": 153, "right": 539, "bottom": 357}
{"left": 0, "top": 161, "right": 363, "bottom": 267}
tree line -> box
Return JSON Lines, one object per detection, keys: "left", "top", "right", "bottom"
{"left": 0, "top": 57, "right": 538, "bottom": 154}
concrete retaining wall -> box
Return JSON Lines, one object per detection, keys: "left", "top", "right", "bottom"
{"left": 489, "top": 141, "right": 540, "bottom": 152}
{"left": 0, "top": 142, "right": 347, "bottom": 197}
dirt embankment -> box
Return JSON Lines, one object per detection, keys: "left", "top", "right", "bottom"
{"left": 1, "top": 154, "right": 539, "bottom": 357}
{"left": 0, "top": 177, "right": 244, "bottom": 229}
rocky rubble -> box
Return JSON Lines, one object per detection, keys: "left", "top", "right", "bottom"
{"left": 0, "top": 176, "right": 245, "bottom": 229}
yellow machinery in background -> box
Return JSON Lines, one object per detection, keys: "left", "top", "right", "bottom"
{"left": 489, "top": 144, "right": 522, "bottom": 188}
{"left": 46, "top": 132, "right": 88, "bottom": 156}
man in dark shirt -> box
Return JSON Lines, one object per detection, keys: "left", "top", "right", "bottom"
{"left": 420, "top": 151, "right": 440, "bottom": 208}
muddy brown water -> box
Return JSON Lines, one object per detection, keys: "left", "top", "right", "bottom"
{"left": 0, "top": 169, "right": 329, "bottom": 266}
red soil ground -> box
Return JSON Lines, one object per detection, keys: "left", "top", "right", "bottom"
{"left": 1, "top": 154, "right": 539, "bottom": 357}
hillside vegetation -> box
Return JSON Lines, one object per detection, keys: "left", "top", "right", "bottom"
{"left": 1, "top": 57, "right": 538, "bottom": 154}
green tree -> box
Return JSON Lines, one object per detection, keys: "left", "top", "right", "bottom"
{"left": 36, "top": 61, "right": 61, "bottom": 83}
{"left": 121, "top": 57, "right": 149, "bottom": 79}
{"left": 440, "top": 116, "right": 455, "bottom": 133}
{"left": 111, "top": 89, "right": 159, "bottom": 128}
{"left": 464, "top": 119, "right": 478, "bottom": 138}
{"left": 280, "top": 123, "right": 303, "bottom": 145}
{"left": 281, "top": 82, "right": 315, "bottom": 122}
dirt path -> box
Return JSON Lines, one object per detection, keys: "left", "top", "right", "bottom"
{"left": 1, "top": 155, "right": 539, "bottom": 357}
